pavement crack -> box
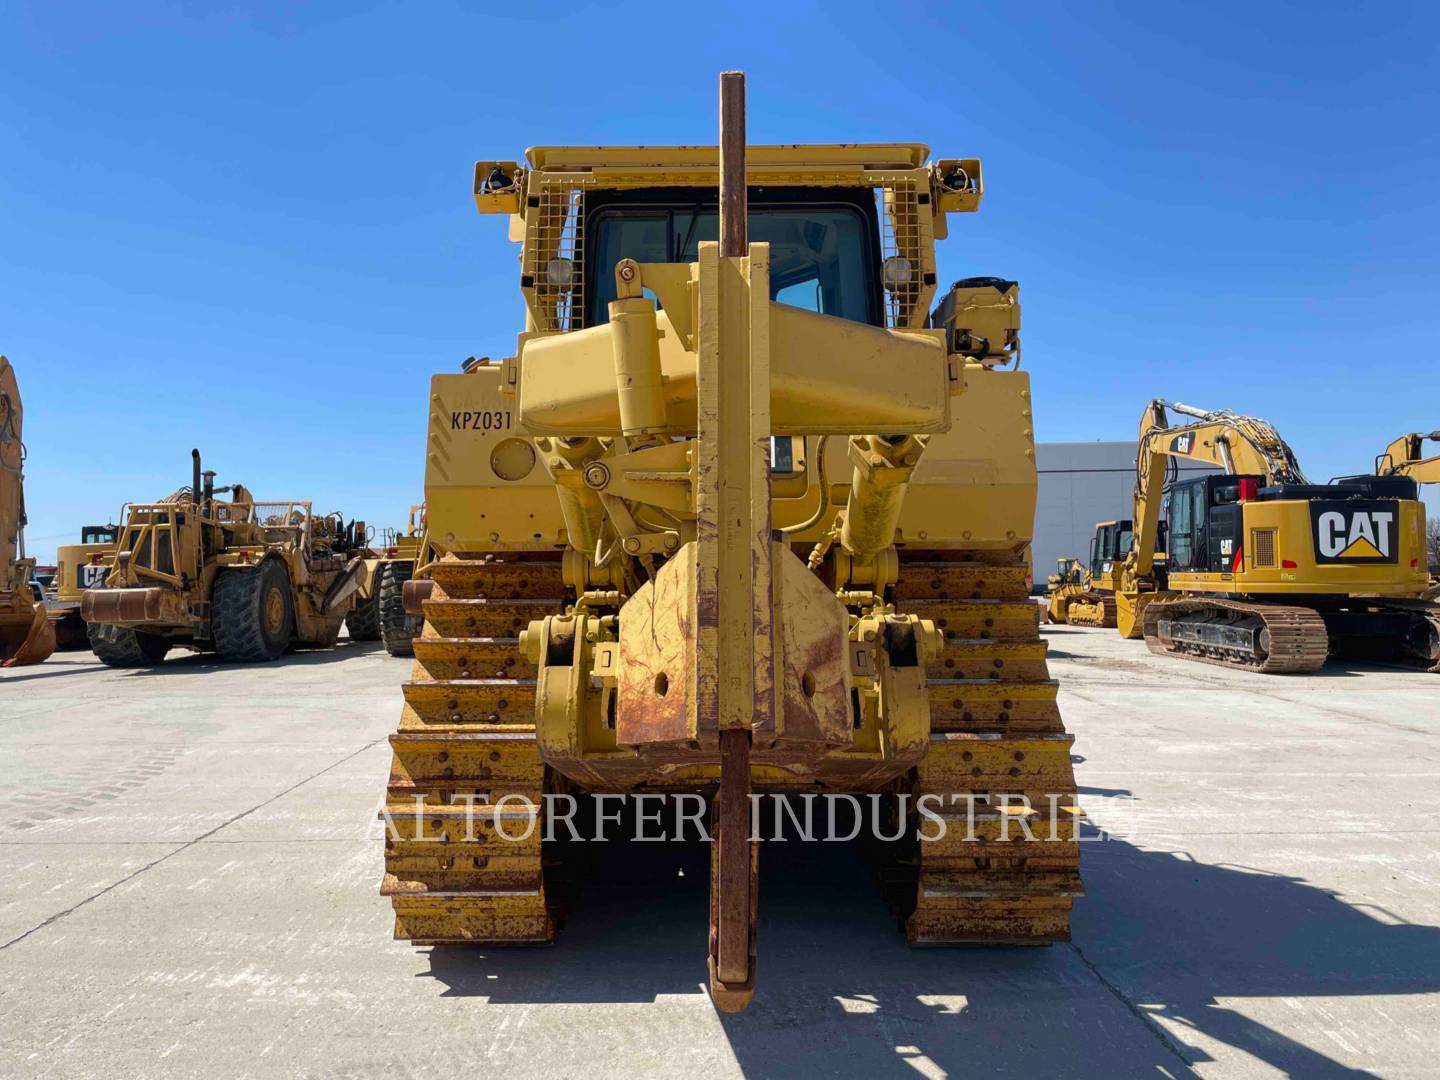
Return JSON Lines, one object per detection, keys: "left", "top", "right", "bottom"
{"left": 0, "top": 738, "right": 384, "bottom": 951}
{"left": 1066, "top": 941, "right": 1199, "bottom": 1075}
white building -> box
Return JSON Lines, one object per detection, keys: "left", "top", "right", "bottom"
{"left": 1033, "top": 441, "right": 1216, "bottom": 585}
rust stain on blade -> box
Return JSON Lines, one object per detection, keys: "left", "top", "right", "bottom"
{"left": 80, "top": 587, "right": 167, "bottom": 623}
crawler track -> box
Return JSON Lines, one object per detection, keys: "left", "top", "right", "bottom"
{"left": 1324, "top": 599, "right": 1440, "bottom": 674}
{"left": 893, "top": 551, "right": 1082, "bottom": 944}
{"left": 381, "top": 552, "right": 567, "bottom": 945}
{"left": 383, "top": 548, "right": 1084, "bottom": 950}
{"left": 1065, "top": 592, "right": 1117, "bottom": 628}
{"left": 1142, "top": 597, "right": 1329, "bottom": 674}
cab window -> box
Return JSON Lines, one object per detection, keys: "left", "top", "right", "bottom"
{"left": 586, "top": 189, "right": 882, "bottom": 328}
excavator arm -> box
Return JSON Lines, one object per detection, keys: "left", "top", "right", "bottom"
{"left": 1118, "top": 398, "right": 1306, "bottom": 637}
{"left": 1378, "top": 431, "right": 1440, "bottom": 485}
{"left": 1129, "top": 398, "right": 1305, "bottom": 576}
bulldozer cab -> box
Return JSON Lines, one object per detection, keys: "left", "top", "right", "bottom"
{"left": 582, "top": 187, "right": 884, "bottom": 328}
{"left": 1088, "top": 520, "right": 1133, "bottom": 579}
{"left": 1048, "top": 556, "right": 1083, "bottom": 589}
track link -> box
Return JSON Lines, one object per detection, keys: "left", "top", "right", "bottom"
{"left": 1066, "top": 592, "right": 1117, "bottom": 628}
{"left": 381, "top": 552, "right": 567, "bottom": 945}
{"left": 894, "top": 553, "right": 1081, "bottom": 945}
{"left": 1143, "top": 597, "right": 1329, "bottom": 674}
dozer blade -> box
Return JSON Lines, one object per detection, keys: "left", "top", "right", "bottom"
{"left": 1, "top": 599, "right": 56, "bottom": 667}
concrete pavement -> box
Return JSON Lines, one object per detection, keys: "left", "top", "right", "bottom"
{"left": 1, "top": 627, "right": 1437, "bottom": 1078}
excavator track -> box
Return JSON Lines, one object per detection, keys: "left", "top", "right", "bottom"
{"left": 891, "top": 551, "right": 1081, "bottom": 945}
{"left": 1384, "top": 602, "right": 1440, "bottom": 673}
{"left": 381, "top": 551, "right": 568, "bottom": 945}
{"left": 1065, "top": 592, "right": 1117, "bottom": 628}
{"left": 1142, "top": 597, "right": 1329, "bottom": 674}
{"left": 1324, "top": 599, "right": 1440, "bottom": 674}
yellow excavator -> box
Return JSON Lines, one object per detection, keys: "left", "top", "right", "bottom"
{"left": 1117, "top": 400, "right": 1439, "bottom": 673}
{"left": 1, "top": 356, "right": 55, "bottom": 667}
{"left": 380, "top": 74, "right": 1079, "bottom": 1011}
{"left": 1377, "top": 430, "right": 1440, "bottom": 597}
{"left": 1045, "top": 520, "right": 1133, "bottom": 626}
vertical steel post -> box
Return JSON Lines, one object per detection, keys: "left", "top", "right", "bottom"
{"left": 718, "top": 72, "right": 747, "bottom": 259}
{"left": 705, "top": 69, "right": 763, "bottom": 1012}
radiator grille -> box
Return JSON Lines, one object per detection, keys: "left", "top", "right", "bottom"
{"left": 1251, "top": 529, "right": 1277, "bottom": 568}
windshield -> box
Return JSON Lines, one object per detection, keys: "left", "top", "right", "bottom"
{"left": 586, "top": 190, "right": 881, "bottom": 328}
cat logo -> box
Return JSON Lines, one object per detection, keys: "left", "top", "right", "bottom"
{"left": 1309, "top": 501, "right": 1397, "bottom": 564}
{"left": 1169, "top": 432, "right": 1196, "bottom": 455}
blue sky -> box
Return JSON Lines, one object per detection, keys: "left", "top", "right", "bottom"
{"left": 3, "top": 1, "right": 1437, "bottom": 560}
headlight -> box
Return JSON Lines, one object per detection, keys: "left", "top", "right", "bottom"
{"left": 882, "top": 255, "right": 913, "bottom": 289}
{"left": 545, "top": 257, "right": 575, "bottom": 288}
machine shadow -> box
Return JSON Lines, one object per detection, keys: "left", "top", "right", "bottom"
{"left": 0, "top": 663, "right": 109, "bottom": 684}
{"left": 419, "top": 822, "right": 1440, "bottom": 1078}
{"left": 118, "top": 638, "right": 387, "bottom": 675}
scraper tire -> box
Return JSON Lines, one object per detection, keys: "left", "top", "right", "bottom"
{"left": 213, "top": 560, "right": 294, "bottom": 663}
{"left": 87, "top": 622, "right": 170, "bottom": 667}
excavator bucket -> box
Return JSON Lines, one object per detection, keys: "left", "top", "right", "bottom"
{"left": 0, "top": 594, "right": 55, "bottom": 667}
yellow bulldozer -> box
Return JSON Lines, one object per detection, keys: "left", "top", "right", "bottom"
{"left": 1045, "top": 519, "right": 1133, "bottom": 626}
{"left": 1115, "top": 400, "right": 1439, "bottom": 672}
{"left": 379, "top": 74, "right": 1079, "bottom": 1011}
{"left": 81, "top": 449, "right": 366, "bottom": 666}
{"left": 1, "top": 356, "right": 55, "bottom": 667}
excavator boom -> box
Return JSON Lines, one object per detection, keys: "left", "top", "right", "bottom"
{"left": 0, "top": 356, "right": 56, "bottom": 667}
{"left": 1129, "top": 398, "right": 1306, "bottom": 581}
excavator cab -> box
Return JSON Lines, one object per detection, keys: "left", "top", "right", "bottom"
{"left": 1163, "top": 475, "right": 1248, "bottom": 574}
